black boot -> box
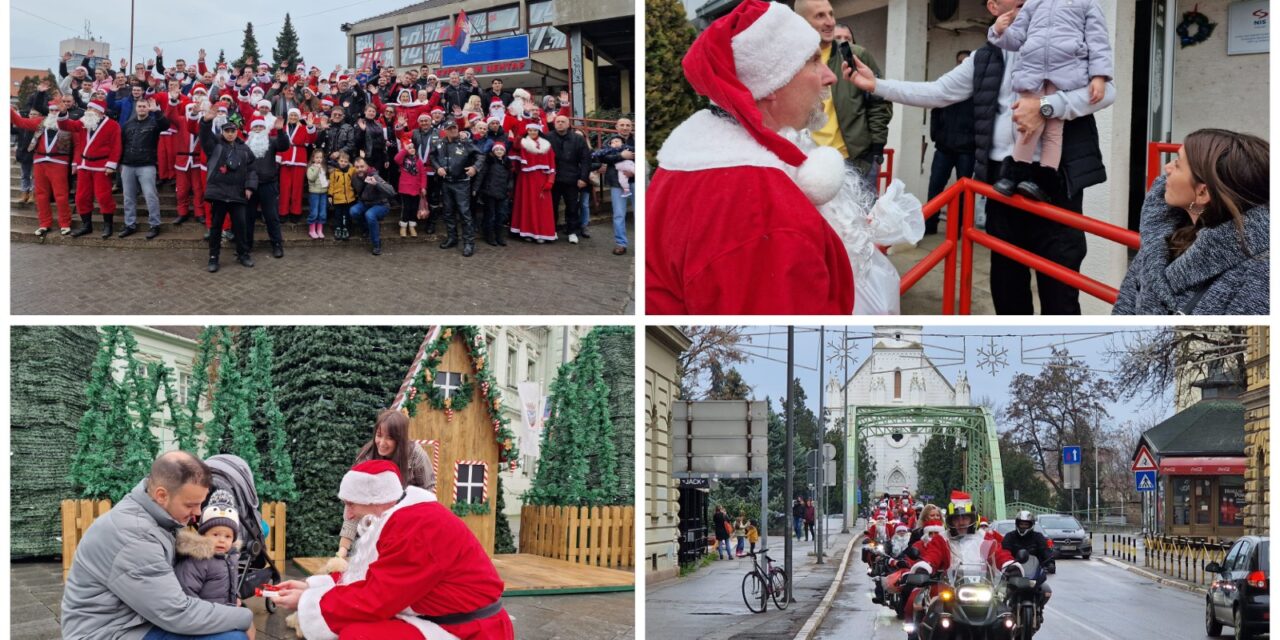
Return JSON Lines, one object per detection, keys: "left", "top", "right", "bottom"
{"left": 439, "top": 236, "right": 458, "bottom": 249}
{"left": 372, "top": 241, "right": 382, "bottom": 256}
{"left": 100, "top": 215, "right": 114, "bottom": 239}
{"left": 118, "top": 224, "right": 138, "bottom": 238}
{"left": 70, "top": 215, "right": 94, "bottom": 238}
{"left": 485, "top": 228, "right": 498, "bottom": 246}
{"left": 462, "top": 242, "right": 475, "bottom": 257}
{"left": 993, "top": 160, "right": 1028, "bottom": 197}
{"left": 1016, "top": 179, "right": 1051, "bottom": 203}
{"left": 207, "top": 257, "right": 219, "bottom": 273}
{"left": 272, "top": 244, "right": 284, "bottom": 259}
{"left": 495, "top": 226, "right": 508, "bottom": 246}
{"left": 174, "top": 214, "right": 191, "bottom": 226}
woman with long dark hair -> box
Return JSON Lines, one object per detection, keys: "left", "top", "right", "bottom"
{"left": 335, "top": 409, "right": 435, "bottom": 560}
{"left": 1114, "top": 129, "right": 1269, "bottom": 314}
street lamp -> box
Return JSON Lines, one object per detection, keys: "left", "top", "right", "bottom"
{"left": 826, "top": 329, "right": 858, "bottom": 534}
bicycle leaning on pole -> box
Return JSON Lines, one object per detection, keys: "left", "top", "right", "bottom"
{"left": 742, "top": 548, "right": 790, "bottom": 613}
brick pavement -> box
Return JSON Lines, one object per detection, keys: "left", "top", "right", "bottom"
{"left": 11, "top": 560, "right": 633, "bottom": 640}
{"left": 11, "top": 225, "right": 635, "bottom": 315}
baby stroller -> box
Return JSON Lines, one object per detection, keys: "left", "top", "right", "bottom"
{"left": 205, "top": 454, "right": 283, "bottom": 612}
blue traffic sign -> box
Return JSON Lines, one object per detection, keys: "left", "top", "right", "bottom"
{"left": 1063, "top": 446, "right": 1082, "bottom": 465}
{"left": 1135, "top": 470, "right": 1156, "bottom": 492}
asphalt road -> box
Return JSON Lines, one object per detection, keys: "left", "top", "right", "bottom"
{"left": 816, "top": 551, "right": 1208, "bottom": 640}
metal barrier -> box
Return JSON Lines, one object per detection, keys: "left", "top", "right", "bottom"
{"left": 900, "top": 178, "right": 1141, "bottom": 314}
{"left": 1103, "top": 533, "right": 1230, "bottom": 587}
{"left": 877, "top": 148, "right": 896, "bottom": 194}
{"left": 1146, "top": 142, "right": 1183, "bottom": 190}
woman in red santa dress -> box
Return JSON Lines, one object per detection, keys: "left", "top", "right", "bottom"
{"left": 276, "top": 460, "right": 514, "bottom": 640}
{"left": 508, "top": 123, "right": 557, "bottom": 243}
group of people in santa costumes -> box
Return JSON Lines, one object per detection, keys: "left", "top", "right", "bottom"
{"left": 273, "top": 460, "right": 514, "bottom": 639}
{"left": 645, "top": 0, "right": 924, "bottom": 315}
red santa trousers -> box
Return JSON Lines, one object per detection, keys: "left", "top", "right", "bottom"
{"left": 175, "top": 169, "right": 206, "bottom": 219}
{"left": 33, "top": 163, "right": 73, "bottom": 228}
{"left": 331, "top": 613, "right": 514, "bottom": 640}
{"left": 75, "top": 170, "right": 116, "bottom": 215}
{"left": 157, "top": 135, "right": 176, "bottom": 180}
{"left": 278, "top": 165, "right": 305, "bottom": 216}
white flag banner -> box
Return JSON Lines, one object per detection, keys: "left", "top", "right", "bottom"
{"left": 518, "top": 382, "right": 545, "bottom": 432}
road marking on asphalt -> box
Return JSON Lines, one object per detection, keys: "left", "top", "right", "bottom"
{"left": 1045, "top": 606, "right": 1120, "bottom": 640}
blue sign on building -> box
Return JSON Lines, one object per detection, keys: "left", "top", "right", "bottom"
{"left": 1135, "top": 470, "right": 1156, "bottom": 492}
{"left": 1062, "top": 446, "right": 1082, "bottom": 465}
{"left": 442, "top": 34, "right": 531, "bottom": 66}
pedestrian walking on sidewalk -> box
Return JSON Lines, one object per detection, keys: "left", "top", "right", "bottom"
{"left": 734, "top": 512, "right": 749, "bottom": 558}
{"left": 804, "top": 498, "right": 817, "bottom": 541}
{"left": 793, "top": 498, "right": 805, "bottom": 540}
{"left": 713, "top": 506, "right": 733, "bottom": 560}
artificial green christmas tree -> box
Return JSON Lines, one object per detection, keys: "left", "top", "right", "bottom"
{"left": 273, "top": 13, "right": 302, "bottom": 72}
{"left": 268, "top": 326, "right": 425, "bottom": 558}
{"left": 246, "top": 328, "right": 297, "bottom": 503}
{"left": 596, "top": 326, "right": 635, "bottom": 505}
{"left": 645, "top": 0, "right": 702, "bottom": 167}
{"left": 235, "top": 22, "right": 263, "bottom": 69}
{"left": 494, "top": 475, "right": 516, "bottom": 553}
{"left": 526, "top": 331, "right": 622, "bottom": 506}
{"left": 218, "top": 49, "right": 226, "bottom": 64}
{"left": 11, "top": 326, "right": 99, "bottom": 558}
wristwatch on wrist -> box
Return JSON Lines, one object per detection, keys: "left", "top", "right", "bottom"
{"left": 1039, "top": 96, "right": 1053, "bottom": 118}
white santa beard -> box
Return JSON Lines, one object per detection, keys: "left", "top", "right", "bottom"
{"left": 784, "top": 128, "right": 876, "bottom": 269}
{"left": 42, "top": 113, "right": 60, "bottom": 130}
{"left": 82, "top": 111, "right": 102, "bottom": 131}
{"left": 247, "top": 131, "right": 270, "bottom": 158}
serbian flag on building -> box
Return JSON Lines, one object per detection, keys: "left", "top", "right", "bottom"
{"left": 451, "top": 11, "right": 473, "bottom": 53}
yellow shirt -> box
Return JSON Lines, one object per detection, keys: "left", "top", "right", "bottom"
{"left": 812, "top": 45, "right": 848, "bottom": 159}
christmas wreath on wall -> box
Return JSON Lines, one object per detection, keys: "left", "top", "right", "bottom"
{"left": 1176, "top": 8, "right": 1216, "bottom": 48}
{"left": 403, "top": 326, "right": 518, "bottom": 467}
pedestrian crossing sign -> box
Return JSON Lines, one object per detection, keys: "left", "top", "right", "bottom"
{"left": 1135, "top": 470, "right": 1156, "bottom": 492}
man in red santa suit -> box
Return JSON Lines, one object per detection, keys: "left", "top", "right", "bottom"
{"left": 59, "top": 99, "right": 122, "bottom": 238}
{"left": 11, "top": 101, "right": 77, "bottom": 236}
{"left": 277, "top": 108, "right": 316, "bottom": 221}
{"left": 645, "top": 0, "right": 856, "bottom": 314}
{"left": 275, "top": 460, "right": 514, "bottom": 640}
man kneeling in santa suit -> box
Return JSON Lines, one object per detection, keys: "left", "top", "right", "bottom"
{"left": 274, "top": 460, "right": 514, "bottom": 639}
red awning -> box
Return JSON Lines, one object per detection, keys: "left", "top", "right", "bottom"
{"left": 1158, "top": 457, "right": 1246, "bottom": 475}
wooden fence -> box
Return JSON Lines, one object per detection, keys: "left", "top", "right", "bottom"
{"left": 519, "top": 505, "right": 634, "bottom": 570}
{"left": 60, "top": 498, "right": 288, "bottom": 580}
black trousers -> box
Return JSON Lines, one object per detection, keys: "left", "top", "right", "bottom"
{"left": 247, "top": 180, "right": 282, "bottom": 251}
{"left": 926, "top": 148, "right": 975, "bottom": 234}
{"left": 484, "top": 196, "right": 510, "bottom": 237}
{"left": 551, "top": 182, "right": 582, "bottom": 234}
{"left": 208, "top": 200, "right": 250, "bottom": 259}
{"left": 983, "top": 159, "right": 1087, "bottom": 315}
{"left": 401, "top": 193, "right": 420, "bottom": 223}
{"left": 441, "top": 181, "right": 475, "bottom": 243}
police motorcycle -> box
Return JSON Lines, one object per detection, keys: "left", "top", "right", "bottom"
{"left": 901, "top": 543, "right": 1019, "bottom": 640}
{"left": 1005, "top": 550, "right": 1050, "bottom": 640}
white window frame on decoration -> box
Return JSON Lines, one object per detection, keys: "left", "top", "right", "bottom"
{"left": 435, "top": 371, "right": 464, "bottom": 399}
{"left": 454, "top": 461, "right": 488, "bottom": 505}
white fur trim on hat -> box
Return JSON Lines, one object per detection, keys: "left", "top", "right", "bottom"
{"left": 256, "top": 99, "right": 271, "bottom": 108}
{"left": 731, "top": 2, "right": 820, "bottom": 99}
{"left": 287, "top": 108, "right": 301, "bottom": 117}
{"left": 338, "top": 466, "right": 404, "bottom": 505}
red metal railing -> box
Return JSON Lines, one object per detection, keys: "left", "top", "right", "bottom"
{"left": 877, "top": 148, "right": 896, "bottom": 194}
{"left": 900, "top": 178, "right": 1141, "bottom": 313}
{"left": 1146, "top": 142, "right": 1182, "bottom": 189}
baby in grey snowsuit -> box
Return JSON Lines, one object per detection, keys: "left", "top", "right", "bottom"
{"left": 174, "top": 490, "right": 243, "bottom": 608}
{"left": 988, "top": 0, "right": 1114, "bottom": 201}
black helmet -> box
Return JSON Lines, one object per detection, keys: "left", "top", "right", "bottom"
{"left": 1014, "top": 510, "right": 1036, "bottom": 536}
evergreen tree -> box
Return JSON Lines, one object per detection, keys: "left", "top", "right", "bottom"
{"left": 645, "top": 0, "right": 702, "bottom": 167}
{"left": 15, "top": 73, "right": 57, "bottom": 112}
{"left": 234, "top": 22, "right": 263, "bottom": 69}
{"left": 707, "top": 363, "right": 752, "bottom": 400}
{"left": 596, "top": 326, "right": 635, "bottom": 505}
{"left": 218, "top": 49, "right": 226, "bottom": 64}
{"left": 494, "top": 475, "right": 515, "bottom": 553}
{"left": 247, "top": 328, "right": 297, "bottom": 502}
{"left": 999, "top": 437, "right": 1054, "bottom": 507}
{"left": 916, "top": 434, "right": 965, "bottom": 506}
{"left": 268, "top": 326, "right": 424, "bottom": 558}
{"left": 11, "top": 326, "right": 99, "bottom": 558}
{"left": 526, "top": 332, "right": 622, "bottom": 506}
{"left": 273, "top": 13, "right": 302, "bottom": 72}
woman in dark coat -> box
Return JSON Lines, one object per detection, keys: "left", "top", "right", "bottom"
{"left": 1114, "top": 129, "right": 1268, "bottom": 315}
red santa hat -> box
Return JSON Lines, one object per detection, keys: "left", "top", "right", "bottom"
{"left": 86, "top": 100, "right": 107, "bottom": 113}
{"left": 486, "top": 115, "right": 503, "bottom": 125}
{"left": 248, "top": 118, "right": 268, "bottom": 130}
{"left": 417, "top": 113, "right": 432, "bottom": 123}
{"left": 47, "top": 100, "right": 61, "bottom": 110}
{"left": 320, "top": 98, "right": 334, "bottom": 109}
{"left": 894, "top": 522, "right": 911, "bottom": 535}
{"left": 256, "top": 99, "right": 272, "bottom": 109}
{"left": 258, "top": 62, "right": 271, "bottom": 70}
{"left": 466, "top": 112, "right": 481, "bottom": 123}
{"left": 922, "top": 513, "right": 945, "bottom": 535}
{"left": 430, "top": 107, "right": 445, "bottom": 115}
{"left": 338, "top": 74, "right": 351, "bottom": 83}
{"left": 947, "top": 490, "right": 973, "bottom": 515}
{"left": 216, "top": 104, "right": 230, "bottom": 113}
{"left": 680, "top": 0, "right": 843, "bottom": 204}
{"left": 287, "top": 107, "right": 301, "bottom": 118}
{"left": 338, "top": 460, "right": 404, "bottom": 505}
{"left": 525, "top": 122, "right": 544, "bottom": 133}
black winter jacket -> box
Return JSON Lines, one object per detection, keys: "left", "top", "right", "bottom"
{"left": 477, "top": 154, "right": 515, "bottom": 200}
{"left": 545, "top": 129, "right": 591, "bottom": 185}
{"left": 352, "top": 169, "right": 396, "bottom": 206}
{"left": 199, "top": 119, "right": 258, "bottom": 204}
{"left": 431, "top": 136, "right": 480, "bottom": 182}
{"left": 930, "top": 99, "right": 975, "bottom": 155}
{"left": 1002, "top": 529, "right": 1052, "bottom": 566}
{"left": 248, "top": 129, "right": 291, "bottom": 184}
{"left": 442, "top": 84, "right": 477, "bottom": 113}
{"left": 318, "top": 121, "right": 358, "bottom": 160}
{"left": 120, "top": 111, "right": 170, "bottom": 167}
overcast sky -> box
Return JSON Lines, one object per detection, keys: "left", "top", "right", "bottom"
{"left": 722, "top": 325, "right": 1174, "bottom": 434}
{"left": 10, "top": 0, "right": 417, "bottom": 72}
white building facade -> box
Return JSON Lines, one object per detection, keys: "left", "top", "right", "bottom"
{"left": 828, "top": 326, "right": 971, "bottom": 497}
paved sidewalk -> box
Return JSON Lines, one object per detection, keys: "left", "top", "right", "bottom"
{"left": 11, "top": 560, "right": 632, "bottom": 640}
{"left": 646, "top": 516, "right": 857, "bottom": 639}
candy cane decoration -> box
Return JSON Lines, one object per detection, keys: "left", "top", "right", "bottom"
{"left": 393, "top": 326, "right": 443, "bottom": 411}
{"left": 413, "top": 439, "right": 441, "bottom": 479}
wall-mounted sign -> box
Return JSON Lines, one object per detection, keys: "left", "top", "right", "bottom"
{"left": 1228, "top": 0, "right": 1269, "bottom": 55}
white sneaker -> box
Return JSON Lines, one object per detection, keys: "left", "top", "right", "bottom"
{"left": 569, "top": 233, "right": 579, "bottom": 244}
{"left": 60, "top": 228, "right": 72, "bottom": 235}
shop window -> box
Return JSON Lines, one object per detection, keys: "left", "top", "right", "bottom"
{"left": 399, "top": 18, "right": 451, "bottom": 67}
{"left": 1172, "top": 477, "right": 1191, "bottom": 525}
{"left": 528, "top": 0, "right": 567, "bottom": 51}
{"left": 468, "top": 5, "right": 520, "bottom": 39}
{"left": 1219, "top": 476, "right": 1245, "bottom": 527}
{"left": 1194, "top": 478, "right": 1212, "bottom": 525}
{"left": 354, "top": 30, "right": 395, "bottom": 69}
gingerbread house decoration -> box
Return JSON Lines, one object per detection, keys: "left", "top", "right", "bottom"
{"left": 391, "top": 326, "right": 515, "bottom": 556}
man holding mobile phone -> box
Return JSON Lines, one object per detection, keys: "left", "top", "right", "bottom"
{"left": 794, "top": 0, "right": 892, "bottom": 191}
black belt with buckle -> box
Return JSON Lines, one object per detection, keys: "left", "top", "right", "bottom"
{"left": 417, "top": 599, "right": 503, "bottom": 626}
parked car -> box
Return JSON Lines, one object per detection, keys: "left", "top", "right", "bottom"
{"left": 1037, "top": 514, "right": 1092, "bottom": 559}
{"left": 991, "top": 519, "right": 1056, "bottom": 573}
{"left": 1205, "top": 535, "right": 1269, "bottom": 640}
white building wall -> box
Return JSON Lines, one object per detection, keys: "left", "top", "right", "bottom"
{"left": 1170, "top": 0, "right": 1269, "bottom": 140}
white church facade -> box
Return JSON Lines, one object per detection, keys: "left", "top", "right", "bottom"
{"left": 826, "top": 326, "right": 971, "bottom": 497}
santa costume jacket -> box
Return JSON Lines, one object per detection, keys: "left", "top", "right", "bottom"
{"left": 509, "top": 135, "right": 558, "bottom": 241}
{"left": 646, "top": 110, "right": 855, "bottom": 314}
{"left": 296, "top": 486, "right": 513, "bottom": 640}
{"left": 59, "top": 115, "right": 122, "bottom": 173}
{"left": 910, "top": 529, "right": 1019, "bottom": 577}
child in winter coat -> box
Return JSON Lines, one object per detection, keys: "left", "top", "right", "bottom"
{"left": 746, "top": 520, "right": 760, "bottom": 555}
{"left": 394, "top": 143, "right": 427, "bottom": 237}
{"left": 305, "top": 149, "right": 329, "bottom": 239}
{"left": 592, "top": 136, "right": 636, "bottom": 196}
{"left": 477, "top": 143, "right": 515, "bottom": 247}
{"left": 174, "top": 491, "right": 255, "bottom": 639}
{"left": 988, "top": 0, "right": 1113, "bottom": 202}
{"left": 327, "top": 152, "right": 358, "bottom": 241}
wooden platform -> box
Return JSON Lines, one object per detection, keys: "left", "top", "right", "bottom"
{"left": 292, "top": 553, "right": 634, "bottom": 597}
